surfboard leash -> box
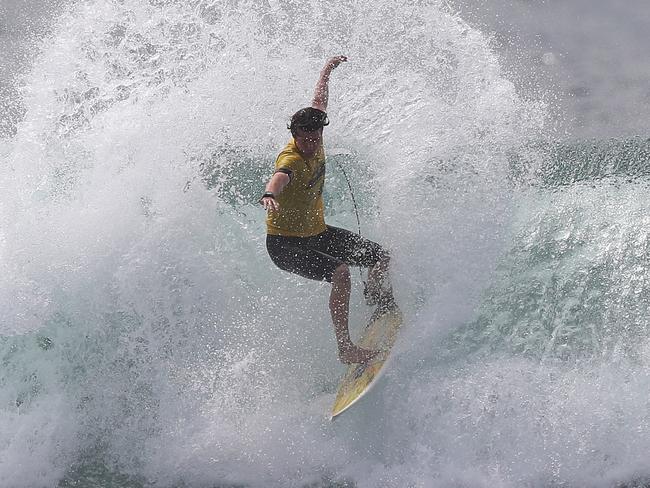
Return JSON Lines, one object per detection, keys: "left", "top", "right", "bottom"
{"left": 333, "top": 159, "right": 362, "bottom": 237}
{"left": 333, "top": 158, "right": 365, "bottom": 282}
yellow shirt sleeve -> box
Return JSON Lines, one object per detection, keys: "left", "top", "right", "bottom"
{"left": 275, "top": 152, "right": 301, "bottom": 181}
{"left": 276, "top": 152, "right": 301, "bottom": 170}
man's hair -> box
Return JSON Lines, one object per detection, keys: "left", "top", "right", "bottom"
{"left": 288, "top": 107, "right": 329, "bottom": 136}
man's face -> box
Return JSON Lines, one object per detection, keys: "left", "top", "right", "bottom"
{"left": 294, "top": 127, "right": 323, "bottom": 156}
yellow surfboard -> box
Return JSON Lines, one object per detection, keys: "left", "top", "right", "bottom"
{"left": 331, "top": 306, "right": 403, "bottom": 419}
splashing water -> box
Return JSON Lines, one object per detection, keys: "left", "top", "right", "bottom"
{"left": 3, "top": 1, "right": 649, "bottom": 487}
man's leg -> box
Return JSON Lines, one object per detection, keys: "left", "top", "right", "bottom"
{"left": 267, "top": 233, "right": 380, "bottom": 364}
{"left": 317, "top": 226, "right": 396, "bottom": 309}
{"left": 330, "top": 263, "right": 378, "bottom": 364}
{"left": 366, "top": 253, "right": 389, "bottom": 293}
{"left": 365, "top": 254, "right": 397, "bottom": 309}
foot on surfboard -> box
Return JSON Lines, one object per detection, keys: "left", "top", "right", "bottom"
{"left": 338, "top": 344, "right": 380, "bottom": 364}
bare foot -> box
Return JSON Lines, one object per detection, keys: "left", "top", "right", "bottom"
{"left": 338, "top": 344, "right": 380, "bottom": 364}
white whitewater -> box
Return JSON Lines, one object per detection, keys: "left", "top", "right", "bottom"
{"left": 2, "top": 1, "right": 649, "bottom": 487}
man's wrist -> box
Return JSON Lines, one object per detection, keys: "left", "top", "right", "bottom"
{"left": 262, "top": 191, "right": 275, "bottom": 199}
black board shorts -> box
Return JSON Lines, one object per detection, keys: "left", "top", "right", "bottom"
{"left": 266, "top": 226, "right": 388, "bottom": 283}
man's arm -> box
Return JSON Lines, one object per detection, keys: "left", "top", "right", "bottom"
{"left": 312, "top": 55, "right": 347, "bottom": 112}
{"left": 260, "top": 171, "right": 290, "bottom": 212}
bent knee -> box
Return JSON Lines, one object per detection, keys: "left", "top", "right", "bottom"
{"left": 331, "top": 263, "right": 350, "bottom": 282}
{"left": 380, "top": 251, "right": 390, "bottom": 264}
{"left": 373, "top": 249, "right": 390, "bottom": 269}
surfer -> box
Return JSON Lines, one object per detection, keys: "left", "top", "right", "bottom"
{"left": 260, "top": 55, "right": 395, "bottom": 364}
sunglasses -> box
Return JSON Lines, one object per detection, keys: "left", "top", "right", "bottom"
{"left": 296, "top": 124, "right": 325, "bottom": 133}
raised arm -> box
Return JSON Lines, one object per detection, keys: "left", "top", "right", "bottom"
{"left": 311, "top": 55, "right": 347, "bottom": 112}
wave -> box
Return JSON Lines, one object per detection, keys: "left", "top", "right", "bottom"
{"left": 5, "top": 1, "right": 648, "bottom": 487}
{"left": 511, "top": 137, "right": 650, "bottom": 188}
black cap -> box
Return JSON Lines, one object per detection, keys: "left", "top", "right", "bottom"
{"left": 288, "top": 107, "right": 329, "bottom": 134}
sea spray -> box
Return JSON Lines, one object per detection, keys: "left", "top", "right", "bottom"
{"left": 17, "top": 1, "right": 650, "bottom": 488}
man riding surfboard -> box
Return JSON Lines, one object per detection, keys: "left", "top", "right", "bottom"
{"left": 260, "top": 56, "right": 396, "bottom": 364}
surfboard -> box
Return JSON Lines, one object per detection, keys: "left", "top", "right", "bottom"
{"left": 331, "top": 306, "right": 403, "bottom": 419}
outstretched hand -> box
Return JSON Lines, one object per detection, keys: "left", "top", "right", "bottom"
{"left": 260, "top": 196, "right": 280, "bottom": 212}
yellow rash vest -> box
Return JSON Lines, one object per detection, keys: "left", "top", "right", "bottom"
{"left": 265, "top": 138, "right": 327, "bottom": 237}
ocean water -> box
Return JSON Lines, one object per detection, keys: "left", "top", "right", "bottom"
{"left": 0, "top": 1, "right": 649, "bottom": 487}
{"left": 452, "top": 0, "right": 650, "bottom": 140}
